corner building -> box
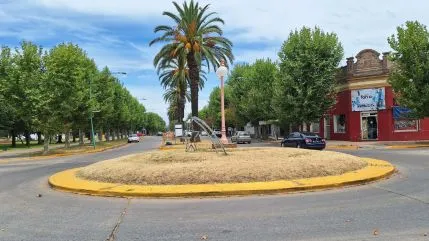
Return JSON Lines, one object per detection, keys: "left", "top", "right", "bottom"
{"left": 317, "top": 49, "right": 429, "bottom": 141}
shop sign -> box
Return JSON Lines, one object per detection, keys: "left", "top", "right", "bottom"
{"left": 351, "top": 88, "right": 386, "bottom": 111}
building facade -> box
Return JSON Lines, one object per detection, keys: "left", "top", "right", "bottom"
{"left": 317, "top": 49, "right": 429, "bottom": 141}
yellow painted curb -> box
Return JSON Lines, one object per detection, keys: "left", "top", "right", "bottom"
{"left": 49, "top": 158, "right": 395, "bottom": 198}
{"left": 326, "top": 145, "right": 359, "bottom": 150}
{"left": 386, "top": 144, "right": 429, "bottom": 149}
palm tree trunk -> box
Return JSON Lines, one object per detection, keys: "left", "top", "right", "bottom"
{"left": 179, "top": 90, "right": 186, "bottom": 124}
{"left": 187, "top": 53, "right": 199, "bottom": 118}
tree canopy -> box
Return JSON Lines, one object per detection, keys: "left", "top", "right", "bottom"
{"left": 0, "top": 41, "right": 164, "bottom": 151}
{"left": 388, "top": 20, "right": 429, "bottom": 117}
{"left": 273, "top": 26, "right": 344, "bottom": 126}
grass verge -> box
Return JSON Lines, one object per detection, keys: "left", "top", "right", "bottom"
{"left": 77, "top": 148, "right": 367, "bottom": 185}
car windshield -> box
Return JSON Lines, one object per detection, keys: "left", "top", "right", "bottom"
{"left": 239, "top": 132, "right": 250, "bottom": 136}
{"left": 130, "top": 134, "right": 137, "bottom": 137}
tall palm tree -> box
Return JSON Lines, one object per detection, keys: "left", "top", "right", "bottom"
{"left": 163, "top": 83, "right": 190, "bottom": 123}
{"left": 150, "top": 0, "right": 234, "bottom": 119}
{"left": 157, "top": 56, "right": 206, "bottom": 124}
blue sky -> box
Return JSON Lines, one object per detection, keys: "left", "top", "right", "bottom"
{"left": 1, "top": 0, "right": 428, "bottom": 122}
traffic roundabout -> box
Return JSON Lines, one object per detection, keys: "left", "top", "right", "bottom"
{"left": 48, "top": 148, "right": 395, "bottom": 197}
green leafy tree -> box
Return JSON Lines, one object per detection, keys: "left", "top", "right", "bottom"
{"left": 388, "top": 21, "right": 429, "bottom": 117}
{"left": 273, "top": 26, "right": 344, "bottom": 128}
{"left": 144, "top": 112, "right": 166, "bottom": 134}
{"left": 150, "top": 0, "right": 234, "bottom": 118}
{"left": 92, "top": 67, "right": 116, "bottom": 141}
{"left": 228, "top": 59, "right": 277, "bottom": 131}
{"left": 0, "top": 46, "right": 15, "bottom": 142}
{"left": 44, "top": 43, "right": 96, "bottom": 148}
{"left": 7, "top": 42, "right": 45, "bottom": 147}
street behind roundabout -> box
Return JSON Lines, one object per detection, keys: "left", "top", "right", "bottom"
{"left": 0, "top": 137, "right": 428, "bottom": 241}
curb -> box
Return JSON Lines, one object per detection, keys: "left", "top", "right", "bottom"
{"left": 326, "top": 145, "right": 359, "bottom": 150}
{"left": 0, "top": 142, "right": 128, "bottom": 164}
{"left": 49, "top": 158, "right": 395, "bottom": 198}
{"left": 386, "top": 144, "right": 429, "bottom": 149}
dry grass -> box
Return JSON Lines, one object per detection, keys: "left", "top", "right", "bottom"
{"left": 77, "top": 148, "right": 367, "bottom": 185}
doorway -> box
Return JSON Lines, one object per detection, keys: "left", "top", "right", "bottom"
{"left": 361, "top": 112, "right": 378, "bottom": 140}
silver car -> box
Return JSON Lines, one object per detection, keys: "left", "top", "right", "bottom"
{"left": 127, "top": 134, "right": 140, "bottom": 143}
{"left": 231, "top": 131, "right": 252, "bottom": 144}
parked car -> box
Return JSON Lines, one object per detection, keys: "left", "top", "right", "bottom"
{"left": 213, "top": 129, "right": 222, "bottom": 138}
{"left": 231, "top": 131, "right": 252, "bottom": 144}
{"left": 200, "top": 131, "right": 208, "bottom": 136}
{"left": 156, "top": 132, "right": 163, "bottom": 136}
{"left": 280, "top": 132, "right": 325, "bottom": 150}
{"left": 185, "top": 130, "right": 192, "bottom": 137}
{"left": 127, "top": 134, "right": 140, "bottom": 143}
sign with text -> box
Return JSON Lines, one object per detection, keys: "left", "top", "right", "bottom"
{"left": 351, "top": 88, "right": 386, "bottom": 112}
{"left": 174, "top": 124, "right": 183, "bottom": 137}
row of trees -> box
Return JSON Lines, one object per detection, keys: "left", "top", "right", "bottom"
{"left": 200, "top": 27, "right": 343, "bottom": 135}
{"left": 150, "top": 0, "right": 233, "bottom": 126}
{"left": 0, "top": 41, "right": 165, "bottom": 152}
{"left": 200, "top": 21, "right": 429, "bottom": 136}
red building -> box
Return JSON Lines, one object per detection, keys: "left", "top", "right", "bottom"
{"left": 317, "top": 49, "right": 429, "bottom": 141}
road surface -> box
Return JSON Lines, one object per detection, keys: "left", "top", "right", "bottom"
{"left": 0, "top": 137, "right": 428, "bottom": 240}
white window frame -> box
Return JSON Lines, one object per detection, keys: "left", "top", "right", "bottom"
{"left": 393, "top": 119, "right": 420, "bottom": 132}
{"left": 310, "top": 122, "right": 320, "bottom": 133}
{"left": 333, "top": 114, "right": 346, "bottom": 133}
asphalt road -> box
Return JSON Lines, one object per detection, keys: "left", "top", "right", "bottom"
{"left": 0, "top": 137, "right": 428, "bottom": 241}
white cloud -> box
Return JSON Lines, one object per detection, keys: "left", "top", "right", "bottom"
{"left": 4, "top": 0, "right": 429, "bottom": 124}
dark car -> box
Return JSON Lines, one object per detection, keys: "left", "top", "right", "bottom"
{"left": 281, "top": 132, "right": 326, "bottom": 150}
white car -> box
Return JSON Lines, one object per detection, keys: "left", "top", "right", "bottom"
{"left": 200, "top": 131, "right": 208, "bottom": 136}
{"left": 127, "top": 134, "right": 140, "bottom": 143}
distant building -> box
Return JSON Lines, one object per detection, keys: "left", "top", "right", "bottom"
{"left": 315, "top": 49, "right": 429, "bottom": 141}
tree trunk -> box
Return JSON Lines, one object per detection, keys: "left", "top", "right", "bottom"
{"left": 117, "top": 129, "right": 121, "bottom": 139}
{"left": 98, "top": 129, "right": 103, "bottom": 142}
{"left": 11, "top": 129, "right": 16, "bottom": 148}
{"left": 111, "top": 130, "right": 115, "bottom": 141}
{"left": 64, "top": 128, "right": 70, "bottom": 149}
{"left": 43, "top": 132, "right": 49, "bottom": 154}
{"left": 37, "top": 132, "right": 42, "bottom": 145}
{"left": 72, "top": 133, "right": 76, "bottom": 143}
{"left": 187, "top": 52, "right": 199, "bottom": 128}
{"left": 24, "top": 130, "right": 30, "bottom": 147}
{"left": 79, "top": 129, "right": 84, "bottom": 145}
{"left": 57, "top": 134, "right": 63, "bottom": 144}
{"left": 179, "top": 88, "right": 186, "bottom": 124}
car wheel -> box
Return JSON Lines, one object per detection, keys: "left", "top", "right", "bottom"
{"left": 281, "top": 143, "right": 284, "bottom": 147}
{"left": 296, "top": 143, "right": 301, "bottom": 148}
{"left": 248, "top": 141, "right": 251, "bottom": 144}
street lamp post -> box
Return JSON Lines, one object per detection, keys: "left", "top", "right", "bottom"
{"left": 216, "top": 59, "right": 229, "bottom": 144}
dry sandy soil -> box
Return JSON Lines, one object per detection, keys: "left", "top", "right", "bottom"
{"left": 77, "top": 148, "right": 367, "bottom": 185}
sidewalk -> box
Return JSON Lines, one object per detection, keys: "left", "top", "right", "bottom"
{"left": 327, "top": 140, "right": 429, "bottom": 150}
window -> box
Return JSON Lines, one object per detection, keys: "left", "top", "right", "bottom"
{"left": 310, "top": 122, "right": 320, "bottom": 133}
{"left": 393, "top": 106, "right": 418, "bottom": 132}
{"left": 333, "top": 114, "right": 346, "bottom": 133}
{"left": 394, "top": 119, "right": 419, "bottom": 132}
